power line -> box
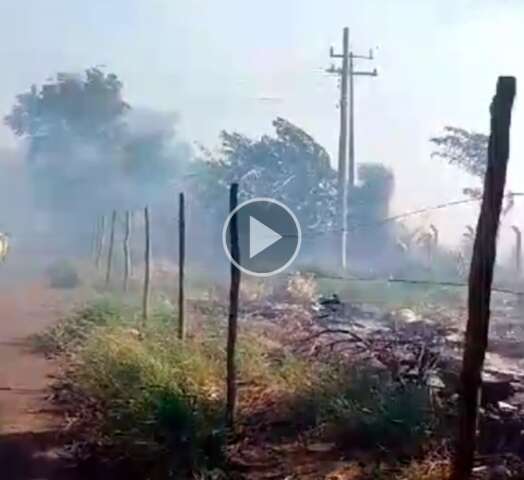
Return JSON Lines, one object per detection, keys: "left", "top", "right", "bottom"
{"left": 302, "top": 271, "right": 524, "bottom": 297}
{"left": 286, "top": 192, "right": 524, "bottom": 239}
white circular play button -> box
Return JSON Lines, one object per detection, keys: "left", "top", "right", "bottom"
{"left": 222, "top": 198, "right": 302, "bottom": 277}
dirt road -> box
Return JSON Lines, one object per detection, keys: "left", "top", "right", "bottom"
{"left": 0, "top": 282, "right": 83, "bottom": 479}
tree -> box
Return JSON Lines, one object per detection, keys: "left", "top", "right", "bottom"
{"left": 195, "top": 117, "right": 338, "bottom": 234}
{"left": 5, "top": 68, "right": 188, "bottom": 241}
{"left": 431, "top": 126, "right": 515, "bottom": 212}
{"left": 5, "top": 68, "right": 128, "bottom": 152}
{"left": 430, "top": 126, "right": 488, "bottom": 179}
{"left": 349, "top": 163, "right": 394, "bottom": 227}
{"left": 191, "top": 118, "right": 397, "bottom": 269}
{"left": 347, "top": 163, "right": 396, "bottom": 260}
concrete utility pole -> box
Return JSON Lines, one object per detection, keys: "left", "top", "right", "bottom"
{"left": 328, "top": 27, "right": 378, "bottom": 269}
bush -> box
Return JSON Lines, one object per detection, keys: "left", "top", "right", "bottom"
{"left": 318, "top": 367, "right": 436, "bottom": 451}
{"left": 42, "top": 296, "right": 441, "bottom": 476}
{"left": 281, "top": 364, "right": 437, "bottom": 454}
{"left": 33, "top": 297, "right": 126, "bottom": 354}
{"left": 46, "top": 259, "right": 81, "bottom": 289}
{"left": 284, "top": 272, "right": 317, "bottom": 303}
{"left": 71, "top": 326, "right": 226, "bottom": 470}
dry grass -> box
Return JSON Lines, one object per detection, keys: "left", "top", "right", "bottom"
{"left": 395, "top": 457, "right": 450, "bottom": 480}
{"left": 40, "top": 285, "right": 444, "bottom": 477}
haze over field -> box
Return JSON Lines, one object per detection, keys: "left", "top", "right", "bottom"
{"left": 0, "top": 0, "right": 522, "bottom": 249}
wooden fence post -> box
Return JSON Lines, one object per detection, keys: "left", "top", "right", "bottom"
{"left": 142, "top": 207, "right": 151, "bottom": 325}
{"left": 130, "top": 211, "right": 135, "bottom": 278}
{"left": 511, "top": 225, "right": 522, "bottom": 276}
{"left": 92, "top": 217, "right": 100, "bottom": 262}
{"left": 123, "top": 211, "right": 131, "bottom": 292}
{"left": 430, "top": 224, "right": 439, "bottom": 249}
{"left": 105, "top": 210, "right": 117, "bottom": 287}
{"left": 226, "top": 183, "right": 241, "bottom": 430}
{"left": 178, "top": 193, "right": 186, "bottom": 340}
{"left": 451, "top": 77, "right": 516, "bottom": 480}
{"left": 95, "top": 215, "right": 106, "bottom": 270}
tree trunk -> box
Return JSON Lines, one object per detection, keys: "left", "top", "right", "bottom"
{"left": 451, "top": 76, "right": 516, "bottom": 479}
{"left": 142, "top": 207, "right": 151, "bottom": 326}
{"left": 226, "top": 183, "right": 241, "bottom": 430}
{"left": 178, "top": 193, "right": 186, "bottom": 340}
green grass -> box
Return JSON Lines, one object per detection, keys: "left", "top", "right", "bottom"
{"left": 317, "top": 367, "right": 436, "bottom": 451}
{"left": 40, "top": 294, "right": 442, "bottom": 475}
{"left": 73, "top": 326, "right": 226, "bottom": 468}
{"left": 317, "top": 277, "right": 464, "bottom": 309}
{"left": 32, "top": 296, "right": 129, "bottom": 354}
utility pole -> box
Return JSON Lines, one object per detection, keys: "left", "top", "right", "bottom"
{"left": 328, "top": 27, "right": 349, "bottom": 270}
{"left": 328, "top": 28, "right": 377, "bottom": 269}
{"left": 348, "top": 49, "right": 378, "bottom": 187}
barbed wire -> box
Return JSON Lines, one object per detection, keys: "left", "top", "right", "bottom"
{"left": 288, "top": 192, "right": 524, "bottom": 239}
{"left": 300, "top": 271, "right": 524, "bottom": 297}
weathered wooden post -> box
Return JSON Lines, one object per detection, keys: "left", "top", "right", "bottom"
{"left": 511, "top": 225, "right": 522, "bottom": 276}
{"left": 92, "top": 217, "right": 100, "bottom": 262}
{"left": 95, "top": 215, "right": 106, "bottom": 270}
{"left": 451, "top": 77, "right": 516, "bottom": 480}
{"left": 123, "top": 211, "right": 131, "bottom": 292}
{"left": 142, "top": 207, "right": 151, "bottom": 325}
{"left": 105, "top": 210, "right": 117, "bottom": 287}
{"left": 430, "top": 224, "right": 439, "bottom": 249}
{"left": 418, "top": 231, "right": 433, "bottom": 268}
{"left": 178, "top": 193, "right": 186, "bottom": 340}
{"left": 226, "top": 183, "right": 241, "bottom": 430}
{"left": 130, "top": 211, "right": 135, "bottom": 279}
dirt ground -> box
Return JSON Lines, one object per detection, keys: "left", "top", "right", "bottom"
{"left": 0, "top": 281, "right": 95, "bottom": 480}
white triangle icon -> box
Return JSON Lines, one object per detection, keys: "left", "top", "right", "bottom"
{"left": 249, "top": 216, "right": 282, "bottom": 259}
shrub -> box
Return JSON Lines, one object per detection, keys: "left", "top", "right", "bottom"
{"left": 318, "top": 367, "right": 436, "bottom": 451}
{"left": 46, "top": 259, "right": 81, "bottom": 289}
{"left": 33, "top": 297, "right": 126, "bottom": 354}
{"left": 71, "top": 327, "right": 226, "bottom": 470}
{"left": 282, "top": 365, "right": 438, "bottom": 453}
{"left": 285, "top": 272, "right": 317, "bottom": 303}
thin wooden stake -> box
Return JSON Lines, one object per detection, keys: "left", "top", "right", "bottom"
{"left": 511, "top": 225, "right": 522, "bottom": 276}
{"left": 142, "top": 206, "right": 151, "bottom": 325}
{"left": 130, "top": 211, "right": 135, "bottom": 278}
{"left": 105, "top": 210, "right": 117, "bottom": 287}
{"left": 92, "top": 217, "right": 100, "bottom": 261}
{"left": 226, "top": 183, "right": 241, "bottom": 430}
{"left": 451, "top": 76, "right": 516, "bottom": 480}
{"left": 178, "top": 193, "right": 186, "bottom": 340}
{"left": 95, "top": 215, "right": 106, "bottom": 270}
{"left": 123, "top": 211, "right": 131, "bottom": 292}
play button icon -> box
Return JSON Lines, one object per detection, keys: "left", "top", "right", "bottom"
{"left": 222, "top": 198, "right": 302, "bottom": 277}
{"left": 249, "top": 217, "right": 282, "bottom": 258}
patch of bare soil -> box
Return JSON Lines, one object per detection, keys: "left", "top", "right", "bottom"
{"left": 0, "top": 282, "right": 127, "bottom": 479}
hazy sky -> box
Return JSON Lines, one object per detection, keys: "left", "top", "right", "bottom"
{"left": 0, "top": 0, "right": 523, "bottom": 246}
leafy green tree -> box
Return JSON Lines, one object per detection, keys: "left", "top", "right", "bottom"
{"left": 191, "top": 118, "right": 397, "bottom": 271}
{"left": 6, "top": 68, "right": 128, "bottom": 152}
{"left": 348, "top": 163, "right": 395, "bottom": 258}
{"left": 194, "top": 117, "right": 337, "bottom": 233}
{"left": 5, "top": 68, "right": 129, "bottom": 213}
{"left": 5, "top": 68, "right": 185, "bottom": 223}
{"left": 430, "top": 126, "right": 514, "bottom": 213}
{"left": 430, "top": 126, "right": 488, "bottom": 178}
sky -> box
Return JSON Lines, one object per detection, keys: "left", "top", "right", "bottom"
{"left": 0, "top": 0, "right": 523, "bottom": 248}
